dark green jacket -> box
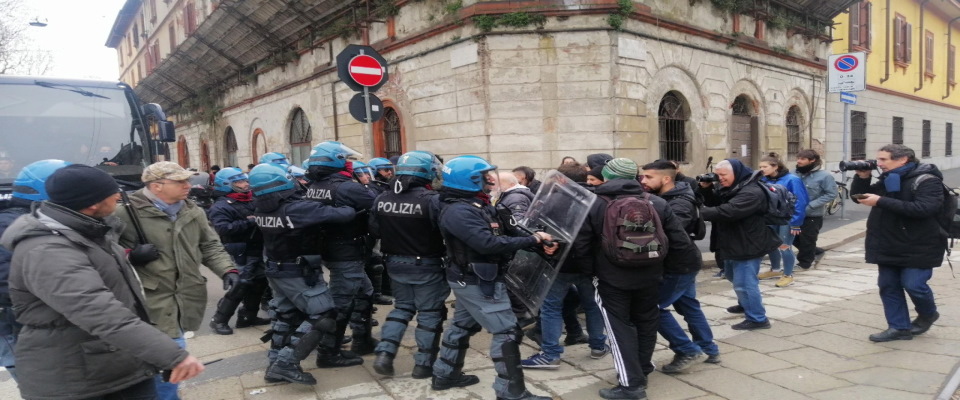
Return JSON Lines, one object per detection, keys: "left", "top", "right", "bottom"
{"left": 114, "top": 189, "right": 234, "bottom": 337}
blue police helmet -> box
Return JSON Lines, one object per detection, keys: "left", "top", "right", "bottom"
{"left": 13, "top": 159, "right": 71, "bottom": 201}
{"left": 304, "top": 141, "right": 362, "bottom": 169}
{"left": 441, "top": 155, "right": 497, "bottom": 192}
{"left": 368, "top": 157, "right": 394, "bottom": 171}
{"left": 352, "top": 161, "right": 374, "bottom": 179}
{"left": 249, "top": 163, "right": 295, "bottom": 196}
{"left": 396, "top": 151, "right": 441, "bottom": 181}
{"left": 259, "top": 152, "right": 290, "bottom": 169}
{"left": 287, "top": 165, "right": 306, "bottom": 178}
{"left": 213, "top": 167, "right": 249, "bottom": 193}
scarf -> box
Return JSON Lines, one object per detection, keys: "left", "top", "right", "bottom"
{"left": 883, "top": 162, "right": 917, "bottom": 193}
{"left": 227, "top": 191, "right": 253, "bottom": 202}
{"left": 143, "top": 189, "right": 184, "bottom": 221}
{"left": 795, "top": 163, "right": 816, "bottom": 174}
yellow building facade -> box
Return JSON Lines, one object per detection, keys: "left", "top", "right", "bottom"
{"left": 828, "top": 0, "right": 960, "bottom": 167}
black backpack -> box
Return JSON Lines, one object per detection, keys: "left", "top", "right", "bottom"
{"left": 688, "top": 194, "right": 707, "bottom": 241}
{"left": 757, "top": 180, "right": 797, "bottom": 226}
{"left": 912, "top": 174, "right": 960, "bottom": 241}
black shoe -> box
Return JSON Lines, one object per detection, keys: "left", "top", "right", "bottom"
{"left": 373, "top": 352, "right": 395, "bottom": 376}
{"left": 350, "top": 337, "right": 379, "bottom": 355}
{"left": 411, "top": 365, "right": 433, "bottom": 379}
{"left": 209, "top": 319, "right": 234, "bottom": 335}
{"left": 371, "top": 319, "right": 379, "bottom": 327}
{"left": 373, "top": 294, "right": 394, "bottom": 305}
{"left": 911, "top": 312, "right": 940, "bottom": 335}
{"left": 431, "top": 373, "right": 480, "bottom": 390}
{"left": 705, "top": 354, "right": 721, "bottom": 364}
{"left": 798, "top": 263, "right": 812, "bottom": 270}
{"left": 265, "top": 361, "right": 316, "bottom": 385}
{"left": 661, "top": 352, "right": 706, "bottom": 374}
{"left": 599, "top": 385, "right": 647, "bottom": 399}
{"left": 869, "top": 328, "right": 913, "bottom": 342}
{"left": 316, "top": 351, "right": 364, "bottom": 368}
{"left": 497, "top": 391, "right": 552, "bottom": 400}
{"left": 341, "top": 336, "right": 352, "bottom": 345}
{"left": 812, "top": 250, "right": 826, "bottom": 267}
{"left": 563, "top": 331, "right": 590, "bottom": 346}
{"left": 725, "top": 305, "right": 744, "bottom": 314}
{"left": 731, "top": 320, "right": 771, "bottom": 330}
{"left": 236, "top": 314, "right": 271, "bottom": 329}
{"left": 524, "top": 328, "right": 543, "bottom": 346}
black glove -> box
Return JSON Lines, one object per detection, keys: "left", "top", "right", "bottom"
{"left": 128, "top": 244, "right": 160, "bottom": 266}
{"left": 222, "top": 271, "right": 240, "bottom": 291}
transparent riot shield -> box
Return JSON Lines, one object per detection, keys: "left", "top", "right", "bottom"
{"left": 503, "top": 170, "right": 596, "bottom": 312}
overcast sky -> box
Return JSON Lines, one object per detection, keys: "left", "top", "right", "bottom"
{"left": 22, "top": 0, "right": 127, "bottom": 79}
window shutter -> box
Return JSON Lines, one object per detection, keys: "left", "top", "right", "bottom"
{"left": 906, "top": 23, "right": 913, "bottom": 63}
{"left": 894, "top": 17, "right": 902, "bottom": 61}
{"left": 850, "top": 5, "right": 861, "bottom": 48}
{"left": 862, "top": 2, "right": 872, "bottom": 49}
{"left": 926, "top": 33, "right": 934, "bottom": 74}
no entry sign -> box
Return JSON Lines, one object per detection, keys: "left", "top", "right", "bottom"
{"left": 348, "top": 55, "right": 385, "bottom": 87}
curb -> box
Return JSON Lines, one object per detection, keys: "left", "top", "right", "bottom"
{"left": 937, "top": 361, "right": 960, "bottom": 400}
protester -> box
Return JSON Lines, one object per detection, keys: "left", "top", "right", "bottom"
{"left": 114, "top": 161, "right": 238, "bottom": 400}
{"left": 757, "top": 153, "right": 809, "bottom": 287}
{"left": 497, "top": 171, "right": 535, "bottom": 220}
{"left": 794, "top": 150, "right": 836, "bottom": 269}
{"left": 560, "top": 156, "right": 578, "bottom": 167}
{"left": 586, "top": 166, "right": 605, "bottom": 186}
{"left": 1, "top": 164, "right": 204, "bottom": 399}
{"left": 512, "top": 166, "right": 542, "bottom": 194}
{"left": 850, "top": 144, "right": 944, "bottom": 342}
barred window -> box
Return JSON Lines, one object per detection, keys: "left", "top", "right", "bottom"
{"left": 658, "top": 92, "right": 689, "bottom": 163}
{"left": 922, "top": 120, "right": 931, "bottom": 158}
{"left": 892, "top": 117, "right": 904, "bottom": 144}
{"left": 786, "top": 106, "right": 802, "bottom": 159}
{"left": 382, "top": 108, "right": 403, "bottom": 159}
{"left": 224, "top": 127, "right": 238, "bottom": 167}
{"left": 289, "top": 108, "right": 312, "bottom": 166}
{"left": 947, "top": 123, "right": 953, "bottom": 157}
{"left": 851, "top": 111, "right": 867, "bottom": 160}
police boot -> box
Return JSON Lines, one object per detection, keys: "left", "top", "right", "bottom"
{"left": 209, "top": 297, "right": 240, "bottom": 335}
{"left": 431, "top": 372, "right": 480, "bottom": 390}
{"left": 496, "top": 329, "right": 549, "bottom": 400}
{"left": 373, "top": 352, "right": 395, "bottom": 376}
{"left": 264, "top": 360, "right": 316, "bottom": 385}
{"left": 315, "top": 348, "right": 364, "bottom": 368}
{"left": 350, "top": 334, "right": 379, "bottom": 356}
{"left": 236, "top": 308, "right": 271, "bottom": 328}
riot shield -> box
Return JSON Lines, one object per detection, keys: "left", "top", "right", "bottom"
{"left": 503, "top": 170, "right": 596, "bottom": 313}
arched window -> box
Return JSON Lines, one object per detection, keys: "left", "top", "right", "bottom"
{"left": 176, "top": 136, "right": 190, "bottom": 168}
{"left": 381, "top": 108, "right": 402, "bottom": 158}
{"left": 289, "top": 108, "right": 312, "bottom": 166}
{"left": 252, "top": 128, "right": 267, "bottom": 162}
{"left": 200, "top": 140, "right": 211, "bottom": 172}
{"left": 786, "top": 106, "right": 802, "bottom": 159}
{"left": 658, "top": 92, "right": 689, "bottom": 163}
{"left": 224, "top": 127, "right": 238, "bottom": 167}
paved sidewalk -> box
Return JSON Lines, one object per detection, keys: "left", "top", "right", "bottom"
{"left": 2, "top": 220, "right": 959, "bottom": 399}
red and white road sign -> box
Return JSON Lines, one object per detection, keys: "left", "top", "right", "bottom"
{"left": 347, "top": 55, "right": 385, "bottom": 87}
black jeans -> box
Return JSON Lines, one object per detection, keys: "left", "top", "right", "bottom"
{"left": 795, "top": 216, "right": 824, "bottom": 267}
{"left": 82, "top": 378, "right": 157, "bottom": 400}
{"left": 594, "top": 278, "right": 659, "bottom": 389}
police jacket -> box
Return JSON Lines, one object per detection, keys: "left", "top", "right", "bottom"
{"left": 254, "top": 190, "right": 356, "bottom": 262}
{"left": 439, "top": 194, "right": 540, "bottom": 274}
{"left": 369, "top": 186, "right": 445, "bottom": 259}
{"left": 304, "top": 173, "right": 377, "bottom": 261}
{"left": 1, "top": 203, "right": 188, "bottom": 399}
{"left": 208, "top": 193, "right": 263, "bottom": 260}
{"left": 656, "top": 182, "right": 703, "bottom": 275}
{"left": 851, "top": 163, "right": 946, "bottom": 268}
{"left": 0, "top": 197, "right": 31, "bottom": 304}
{"left": 700, "top": 172, "right": 781, "bottom": 260}
{"left": 574, "top": 179, "right": 696, "bottom": 289}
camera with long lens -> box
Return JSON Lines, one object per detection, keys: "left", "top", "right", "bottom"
{"left": 838, "top": 159, "right": 878, "bottom": 171}
{"left": 696, "top": 172, "right": 718, "bottom": 183}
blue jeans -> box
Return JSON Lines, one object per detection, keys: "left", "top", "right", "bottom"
{"left": 724, "top": 258, "right": 767, "bottom": 323}
{"left": 877, "top": 265, "right": 937, "bottom": 330}
{"left": 0, "top": 303, "right": 19, "bottom": 382}
{"left": 767, "top": 225, "right": 797, "bottom": 276}
{"left": 658, "top": 272, "right": 718, "bottom": 356}
{"left": 540, "top": 273, "right": 607, "bottom": 359}
{"left": 154, "top": 335, "right": 186, "bottom": 400}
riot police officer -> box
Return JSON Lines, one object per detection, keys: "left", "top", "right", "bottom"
{"left": 260, "top": 152, "right": 291, "bottom": 168}
{"left": 303, "top": 141, "right": 380, "bottom": 355}
{"left": 0, "top": 159, "right": 70, "bottom": 381}
{"left": 431, "top": 155, "right": 555, "bottom": 400}
{"left": 367, "top": 157, "right": 394, "bottom": 194}
{"left": 370, "top": 151, "right": 447, "bottom": 379}
{"left": 207, "top": 168, "right": 271, "bottom": 335}
{"left": 250, "top": 164, "right": 361, "bottom": 385}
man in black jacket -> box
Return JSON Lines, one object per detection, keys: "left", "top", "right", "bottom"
{"left": 850, "top": 144, "right": 943, "bottom": 342}
{"left": 699, "top": 159, "right": 780, "bottom": 331}
{"left": 575, "top": 158, "right": 697, "bottom": 399}
{"left": 640, "top": 161, "right": 719, "bottom": 373}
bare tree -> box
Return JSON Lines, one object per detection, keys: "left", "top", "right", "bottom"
{"left": 0, "top": 0, "right": 53, "bottom": 75}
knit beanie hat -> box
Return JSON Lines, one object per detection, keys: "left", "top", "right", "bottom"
{"left": 586, "top": 153, "right": 614, "bottom": 169}
{"left": 45, "top": 164, "right": 120, "bottom": 211}
{"left": 601, "top": 158, "right": 639, "bottom": 181}
{"left": 588, "top": 166, "right": 604, "bottom": 181}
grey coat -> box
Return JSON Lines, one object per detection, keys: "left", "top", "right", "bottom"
{"left": 795, "top": 167, "right": 837, "bottom": 218}
{"left": 0, "top": 202, "right": 187, "bottom": 400}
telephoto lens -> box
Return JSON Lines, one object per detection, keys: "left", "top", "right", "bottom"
{"left": 839, "top": 160, "right": 877, "bottom": 171}
{"left": 696, "top": 172, "right": 718, "bottom": 183}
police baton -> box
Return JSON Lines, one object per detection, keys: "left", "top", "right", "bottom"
{"left": 161, "top": 358, "right": 222, "bottom": 382}
{"left": 119, "top": 190, "right": 149, "bottom": 245}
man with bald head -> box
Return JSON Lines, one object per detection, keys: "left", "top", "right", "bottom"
{"left": 497, "top": 171, "right": 534, "bottom": 220}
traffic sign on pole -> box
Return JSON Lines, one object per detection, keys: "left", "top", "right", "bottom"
{"left": 828, "top": 52, "right": 866, "bottom": 93}
{"left": 336, "top": 44, "right": 389, "bottom": 92}
{"left": 348, "top": 55, "right": 385, "bottom": 87}
{"left": 349, "top": 92, "right": 384, "bottom": 123}
{"left": 840, "top": 92, "right": 857, "bottom": 105}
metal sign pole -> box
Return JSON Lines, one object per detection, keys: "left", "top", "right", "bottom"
{"left": 841, "top": 101, "right": 850, "bottom": 220}
{"left": 358, "top": 49, "right": 374, "bottom": 156}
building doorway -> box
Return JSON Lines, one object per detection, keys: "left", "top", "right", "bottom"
{"left": 730, "top": 95, "right": 759, "bottom": 166}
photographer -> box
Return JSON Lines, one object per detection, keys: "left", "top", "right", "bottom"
{"left": 849, "top": 144, "right": 943, "bottom": 342}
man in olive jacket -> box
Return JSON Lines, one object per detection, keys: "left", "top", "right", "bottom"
{"left": 0, "top": 164, "right": 204, "bottom": 399}
{"left": 114, "top": 162, "right": 236, "bottom": 400}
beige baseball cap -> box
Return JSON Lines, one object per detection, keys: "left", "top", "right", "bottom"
{"left": 142, "top": 161, "right": 194, "bottom": 182}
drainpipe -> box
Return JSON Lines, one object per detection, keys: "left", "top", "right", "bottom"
{"left": 944, "top": 16, "right": 960, "bottom": 99}
{"left": 915, "top": 0, "right": 930, "bottom": 92}
{"left": 880, "top": 0, "right": 892, "bottom": 84}
{"left": 331, "top": 81, "right": 340, "bottom": 141}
